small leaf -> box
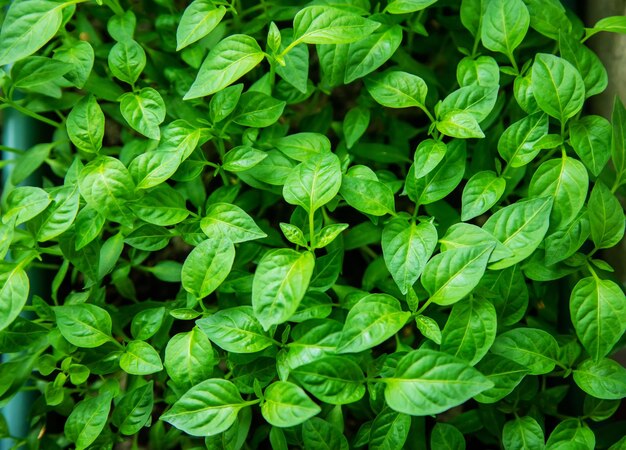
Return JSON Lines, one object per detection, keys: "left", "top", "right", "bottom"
{"left": 291, "top": 356, "right": 366, "bottom": 404}
{"left": 283, "top": 152, "right": 342, "bottom": 213}
{"left": 55, "top": 304, "right": 112, "bottom": 348}
{"left": 120, "top": 340, "right": 163, "bottom": 375}
{"left": 112, "top": 382, "right": 153, "bottom": 435}
{"left": 573, "top": 358, "right": 626, "bottom": 400}
{"left": 176, "top": 1, "right": 227, "bottom": 50}
{"left": 64, "top": 393, "right": 112, "bottom": 450}
{"left": 119, "top": 87, "right": 166, "bottom": 140}
{"left": 365, "top": 70, "right": 428, "bottom": 109}
{"left": 293, "top": 6, "right": 380, "bottom": 44}
{"left": 430, "top": 423, "right": 465, "bottom": 450}
{"left": 201, "top": 203, "right": 267, "bottom": 243}
{"left": 369, "top": 408, "right": 411, "bottom": 450}
{"left": 481, "top": 0, "right": 529, "bottom": 57}
{"left": 67, "top": 95, "right": 105, "bottom": 154}
{"left": 108, "top": 40, "right": 146, "bottom": 85}
{"left": 461, "top": 171, "right": 505, "bottom": 221}
{"left": 502, "top": 416, "right": 545, "bottom": 450}
{"left": 0, "top": 267, "right": 29, "bottom": 332}
{"left": 588, "top": 182, "right": 625, "bottom": 250}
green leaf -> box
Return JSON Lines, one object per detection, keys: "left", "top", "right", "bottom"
{"left": 283, "top": 152, "right": 342, "bottom": 213}
{"left": 544, "top": 211, "right": 590, "bottom": 265}
{"left": 4, "top": 186, "right": 51, "bottom": 225}
{"left": 176, "top": 1, "right": 227, "bottom": 50}
{"left": 415, "top": 315, "right": 442, "bottom": 344}
{"left": 586, "top": 15, "right": 626, "bottom": 39}
{"left": 130, "top": 185, "right": 189, "bottom": 226}
{"left": 382, "top": 218, "right": 438, "bottom": 295}
{"left": 497, "top": 112, "right": 549, "bottom": 167}
{"left": 545, "top": 419, "right": 595, "bottom": 450}
{"left": 611, "top": 98, "right": 626, "bottom": 187}
{"left": 252, "top": 249, "right": 315, "bottom": 330}
{"left": 344, "top": 25, "right": 403, "bottom": 83}
{"left": 78, "top": 156, "right": 135, "bottom": 222}
{"left": 119, "top": 87, "right": 166, "bottom": 140}
{"left": 197, "top": 306, "right": 275, "bottom": 353}
{"left": 474, "top": 354, "right": 529, "bottom": 403}
{"left": 369, "top": 408, "right": 411, "bottom": 450}
{"left": 55, "top": 304, "right": 112, "bottom": 348}
{"left": 314, "top": 223, "right": 349, "bottom": 249}
{"left": 407, "top": 139, "right": 466, "bottom": 205}
{"left": 120, "top": 340, "right": 163, "bottom": 375}
{"left": 531, "top": 53, "right": 585, "bottom": 123}
{"left": 293, "top": 6, "right": 380, "bottom": 44}
{"left": 502, "top": 416, "right": 545, "bottom": 450}
{"left": 570, "top": 277, "right": 626, "bottom": 361}
{"left": 317, "top": 43, "right": 349, "bottom": 88}
{"left": 588, "top": 182, "right": 625, "bottom": 249}
{"left": 108, "top": 39, "right": 146, "bottom": 85}
{"left": 337, "top": 294, "right": 410, "bottom": 353}
{"left": 441, "top": 296, "right": 497, "bottom": 365}
{"left": 66, "top": 95, "right": 105, "bottom": 154}
{"left": 525, "top": 0, "right": 572, "bottom": 41}
{"left": 291, "top": 356, "right": 365, "bottom": 404}
{"left": 161, "top": 379, "right": 254, "bottom": 436}
{"left": 209, "top": 83, "right": 243, "bottom": 123}
{"left": 438, "top": 86, "right": 498, "bottom": 123}
{"left": 528, "top": 156, "right": 588, "bottom": 230}
{"left": 430, "top": 423, "right": 465, "bottom": 450}
{"left": 384, "top": 349, "right": 493, "bottom": 416}
{"left": 131, "top": 307, "right": 165, "bottom": 340}
{"left": 182, "top": 238, "right": 235, "bottom": 299}
{"left": 232, "top": 91, "right": 286, "bottom": 128}
{"left": 261, "top": 381, "right": 321, "bottom": 427}
{"left": 274, "top": 132, "right": 331, "bottom": 162}
{"left": 276, "top": 30, "right": 310, "bottom": 94}
{"left": 11, "top": 56, "right": 68, "bottom": 92}
{"left": 302, "top": 418, "right": 349, "bottom": 450}
{"left": 0, "top": 267, "right": 29, "bottom": 332}
{"left": 422, "top": 244, "right": 495, "bottom": 306}
{"left": 340, "top": 166, "right": 395, "bottom": 216}
{"left": 583, "top": 396, "right": 620, "bottom": 422}
{"left": 107, "top": 10, "right": 136, "bottom": 41}
{"left": 386, "top": 0, "right": 439, "bottom": 14}
{"left": 482, "top": 197, "right": 553, "bottom": 270}
{"left": 53, "top": 39, "right": 94, "bottom": 88}
{"left": 0, "top": 0, "right": 64, "bottom": 66}
{"left": 413, "top": 139, "right": 447, "bottom": 179}
{"left": 569, "top": 116, "right": 612, "bottom": 176}
{"left": 365, "top": 70, "right": 428, "bottom": 109}
{"left": 491, "top": 328, "right": 559, "bottom": 375}
{"left": 111, "top": 382, "right": 153, "bottom": 435}
{"left": 344, "top": 107, "right": 370, "bottom": 149}
{"left": 64, "top": 393, "right": 112, "bottom": 450}
{"left": 573, "top": 358, "right": 626, "bottom": 400}
{"left": 436, "top": 110, "right": 484, "bottom": 139}
{"left": 559, "top": 33, "right": 607, "bottom": 99}
{"left": 165, "top": 328, "right": 215, "bottom": 387}
{"left": 457, "top": 55, "right": 500, "bottom": 88}
{"left": 201, "top": 203, "right": 266, "bottom": 243}
{"left": 35, "top": 185, "right": 81, "bottom": 242}
{"left": 185, "top": 34, "right": 264, "bottom": 99}
{"left": 222, "top": 146, "right": 267, "bottom": 172}
{"left": 461, "top": 171, "right": 506, "bottom": 221}
{"left": 480, "top": 0, "right": 529, "bottom": 57}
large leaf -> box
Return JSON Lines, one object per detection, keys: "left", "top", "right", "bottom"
{"left": 502, "top": 416, "right": 545, "bottom": 450}
{"left": 64, "top": 393, "right": 112, "bottom": 450}
{"left": 421, "top": 244, "right": 495, "bottom": 306}
{"left": 291, "top": 356, "right": 366, "bottom": 405}
{"left": 261, "top": 381, "right": 321, "bottom": 427}
{"left": 293, "top": 6, "right": 379, "bottom": 44}
{"left": 474, "top": 354, "right": 529, "bottom": 403}
{"left": 569, "top": 115, "right": 612, "bottom": 176}
{"left": 0, "top": 0, "right": 64, "bottom": 66}
{"left": 573, "top": 358, "right": 626, "bottom": 400}
{"left": 181, "top": 238, "right": 235, "bottom": 299}
{"left": 369, "top": 408, "right": 411, "bottom": 450}
{"left": 337, "top": 294, "right": 410, "bottom": 353}
{"left": 111, "top": 382, "right": 153, "bottom": 436}
{"left": 491, "top": 328, "right": 559, "bottom": 375}
{"left": 164, "top": 328, "right": 216, "bottom": 388}
{"left": 481, "top": 0, "right": 529, "bottom": 57}
{"left": 383, "top": 349, "right": 493, "bottom": 416}
{"left": 441, "top": 296, "right": 497, "bottom": 365}
{"left": 252, "top": 249, "right": 315, "bottom": 330}
{"left": 382, "top": 218, "right": 438, "bottom": 295}
{"left": 201, "top": 203, "right": 266, "bottom": 243}
{"left": 0, "top": 267, "right": 29, "bottom": 332}
{"left": 197, "top": 306, "right": 275, "bottom": 353}
{"left": 570, "top": 277, "right": 626, "bottom": 361}
{"left": 283, "top": 152, "right": 342, "bottom": 214}
{"left": 531, "top": 53, "right": 585, "bottom": 123}
{"left": 344, "top": 25, "right": 403, "bottom": 83}
{"left": 66, "top": 95, "right": 105, "bottom": 154}
{"left": 119, "top": 87, "right": 166, "bottom": 140}
{"left": 185, "top": 34, "right": 264, "bottom": 99}
{"left": 588, "top": 182, "right": 625, "bottom": 249}
{"left": 161, "top": 379, "right": 254, "bottom": 436}
{"left": 365, "top": 70, "right": 428, "bottom": 109}
{"left": 55, "top": 304, "right": 112, "bottom": 348}
{"left": 482, "top": 197, "right": 553, "bottom": 270}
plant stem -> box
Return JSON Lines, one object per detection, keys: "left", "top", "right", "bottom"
{"left": 0, "top": 97, "right": 62, "bottom": 128}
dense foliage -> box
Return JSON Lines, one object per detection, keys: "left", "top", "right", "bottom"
{"left": 1, "top": 0, "right": 626, "bottom": 448}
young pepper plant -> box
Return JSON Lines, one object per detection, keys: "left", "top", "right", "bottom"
{"left": 0, "top": 0, "right": 626, "bottom": 449}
